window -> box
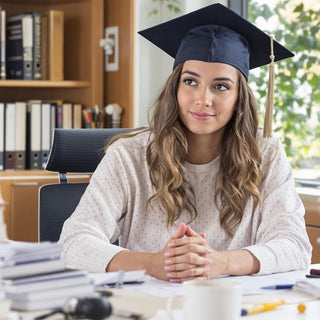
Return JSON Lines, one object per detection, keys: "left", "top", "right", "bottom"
{"left": 248, "top": 0, "right": 320, "bottom": 186}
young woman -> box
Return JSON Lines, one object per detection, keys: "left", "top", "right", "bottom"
{"left": 59, "top": 4, "right": 311, "bottom": 282}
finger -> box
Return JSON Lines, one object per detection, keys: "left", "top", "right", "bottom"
{"left": 164, "top": 262, "right": 194, "bottom": 272}
{"left": 168, "top": 236, "right": 207, "bottom": 249}
{"left": 166, "top": 244, "right": 212, "bottom": 259}
{"left": 165, "top": 252, "right": 212, "bottom": 266}
{"left": 167, "top": 266, "right": 210, "bottom": 279}
{"left": 185, "top": 225, "right": 199, "bottom": 237}
{"left": 168, "top": 275, "right": 209, "bottom": 283}
{"left": 185, "top": 226, "right": 206, "bottom": 239}
{"left": 180, "top": 275, "right": 210, "bottom": 282}
{"left": 171, "top": 222, "right": 187, "bottom": 239}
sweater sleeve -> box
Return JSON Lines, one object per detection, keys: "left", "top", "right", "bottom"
{"left": 244, "top": 135, "right": 312, "bottom": 275}
{"left": 58, "top": 141, "right": 129, "bottom": 272}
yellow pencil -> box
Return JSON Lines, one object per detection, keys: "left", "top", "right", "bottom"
{"left": 241, "top": 299, "right": 285, "bottom": 316}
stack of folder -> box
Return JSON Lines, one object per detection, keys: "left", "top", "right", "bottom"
{"left": 0, "top": 241, "right": 96, "bottom": 311}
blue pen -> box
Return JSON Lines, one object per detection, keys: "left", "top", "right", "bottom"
{"left": 261, "top": 284, "right": 294, "bottom": 290}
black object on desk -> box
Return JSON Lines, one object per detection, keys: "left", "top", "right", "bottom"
{"left": 306, "top": 268, "right": 320, "bottom": 278}
{"left": 35, "top": 296, "right": 112, "bottom": 320}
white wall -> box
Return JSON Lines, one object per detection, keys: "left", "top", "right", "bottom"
{"left": 134, "top": 0, "right": 228, "bottom": 127}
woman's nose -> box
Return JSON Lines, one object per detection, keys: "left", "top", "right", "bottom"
{"left": 196, "top": 88, "right": 213, "bottom": 107}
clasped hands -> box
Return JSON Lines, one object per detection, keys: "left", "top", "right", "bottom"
{"left": 155, "top": 222, "right": 228, "bottom": 282}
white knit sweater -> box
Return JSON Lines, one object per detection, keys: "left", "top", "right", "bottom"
{"left": 59, "top": 129, "right": 311, "bottom": 275}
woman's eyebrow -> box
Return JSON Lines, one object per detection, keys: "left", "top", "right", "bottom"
{"left": 181, "top": 70, "right": 200, "bottom": 77}
{"left": 214, "top": 77, "right": 235, "bottom": 84}
{"left": 181, "top": 71, "right": 235, "bottom": 84}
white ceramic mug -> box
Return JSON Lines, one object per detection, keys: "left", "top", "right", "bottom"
{"left": 167, "top": 279, "right": 242, "bottom": 320}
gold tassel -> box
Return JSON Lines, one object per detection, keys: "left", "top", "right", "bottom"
{"left": 263, "top": 36, "right": 275, "bottom": 138}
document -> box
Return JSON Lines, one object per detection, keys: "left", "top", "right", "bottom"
{"left": 90, "top": 270, "right": 146, "bottom": 287}
{"left": 293, "top": 278, "right": 320, "bottom": 298}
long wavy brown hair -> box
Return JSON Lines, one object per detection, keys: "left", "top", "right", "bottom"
{"left": 106, "top": 62, "right": 262, "bottom": 236}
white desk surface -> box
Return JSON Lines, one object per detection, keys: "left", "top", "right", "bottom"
{"left": 13, "top": 265, "right": 320, "bottom": 320}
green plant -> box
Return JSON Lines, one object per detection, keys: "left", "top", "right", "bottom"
{"left": 148, "top": 0, "right": 181, "bottom": 17}
{"left": 248, "top": 0, "right": 320, "bottom": 168}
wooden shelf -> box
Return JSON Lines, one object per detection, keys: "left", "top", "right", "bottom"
{"left": 0, "top": 0, "right": 104, "bottom": 241}
{"left": 0, "top": 0, "right": 104, "bottom": 107}
{"left": 0, "top": 80, "right": 91, "bottom": 88}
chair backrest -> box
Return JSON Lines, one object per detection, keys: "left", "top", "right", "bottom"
{"left": 39, "top": 128, "right": 131, "bottom": 242}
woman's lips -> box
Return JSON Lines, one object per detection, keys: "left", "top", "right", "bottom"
{"left": 190, "top": 111, "right": 216, "bottom": 120}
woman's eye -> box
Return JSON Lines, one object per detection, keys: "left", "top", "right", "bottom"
{"left": 183, "top": 78, "right": 197, "bottom": 86}
{"left": 214, "top": 83, "right": 228, "bottom": 91}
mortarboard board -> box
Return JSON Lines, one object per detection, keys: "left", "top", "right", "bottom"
{"left": 138, "top": 3, "right": 293, "bottom": 78}
{"left": 138, "top": 3, "right": 294, "bottom": 138}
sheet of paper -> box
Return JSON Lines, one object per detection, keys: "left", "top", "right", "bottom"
{"left": 90, "top": 270, "right": 146, "bottom": 286}
{"left": 117, "top": 268, "right": 311, "bottom": 298}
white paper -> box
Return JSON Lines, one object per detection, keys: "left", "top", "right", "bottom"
{"left": 90, "top": 270, "right": 146, "bottom": 286}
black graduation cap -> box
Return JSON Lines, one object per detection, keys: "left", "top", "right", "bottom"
{"left": 138, "top": 3, "right": 294, "bottom": 80}
{"left": 139, "top": 3, "right": 294, "bottom": 138}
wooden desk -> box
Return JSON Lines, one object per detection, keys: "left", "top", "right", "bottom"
{"left": 298, "top": 188, "right": 320, "bottom": 263}
{"left": 0, "top": 171, "right": 90, "bottom": 242}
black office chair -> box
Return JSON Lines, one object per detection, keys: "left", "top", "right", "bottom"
{"left": 38, "top": 128, "right": 131, "bottom": 242}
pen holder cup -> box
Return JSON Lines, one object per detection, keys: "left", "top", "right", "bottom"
{"left": 167, "top": 279, "right": 242, "bottom": 320}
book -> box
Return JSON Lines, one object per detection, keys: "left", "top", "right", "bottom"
{"left": 50, "top": 102, "right": 56, "bottom": 135}
{"left": 22, "top": 13, "right": 33, "bottom": 80}
{"left": 62, "top": 103, "right": 72, "bottom": 129}
{"left": 14, "top": 102, "right": 26, "bottom": 170}
{"left": 10, "top": 288, "right": 97, "bottom": 311}
{"left": 56, "top": 101, "right": 63, "bottom": 128}
{"left": 73, "top": 103, "right": 82, "bottom": 128}
{"left": 48, "top": 10, "right": 64, "bottom": 81}
{"left": 0, "top": 259, "right": 65, "bottom": 279}
{"left": 6, "top": 15, "right": 23, "bottom": 79}
{"left": 4, "top": 103, "right": 16, "bottom": 170}
{"left": 0, "top": 9, "right": 6, "bottom": 79}
{"left": 32, "top": 12, "right": 42, "bottom": 80}
{"left": 27, "top": 100, "right": 41, "bottom": 170}
{"left": 7, "top": 283, "right": 94, "bottom": 301}
{"left": 0, "top": 241, "right": 62, "bottom": 267}
{"left": 0, "top": 102, "right": 4, "bottom": 170}
{"left": 40, "top": 102, "right": 51, "bottom": 169}
{"left": 4, "top": 274, "right": 91, "bottom": 294}
{"left": 2, "top": 269, "right": 87, "bottom": 286}
{"left": 41, "top": 14, "right": 48, "bottom": 80}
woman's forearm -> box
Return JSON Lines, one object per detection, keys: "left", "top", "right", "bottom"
{"left": 222, "top": 249, "right": 260, "bottom": 275}
{"left": 106, "top": 250, "right": 168, "bottom": 280}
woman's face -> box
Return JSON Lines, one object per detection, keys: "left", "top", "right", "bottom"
{"left": 177, "top": 60, "right": 239, "bottom": 137}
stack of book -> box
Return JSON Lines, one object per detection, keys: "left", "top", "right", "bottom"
{"left": 0, "top": 241, "right": 96, "bottom": 311}
{"left": 0, "top": 276, "right": 11, "bottom": 318}
{"left": 3, "top": 9, "right": 64, "bottom": 81}
{"left": 0, "top": 100, "right": 83, "bottom": 171}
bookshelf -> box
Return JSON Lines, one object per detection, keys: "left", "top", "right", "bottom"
{"left": 0, "top": 0, "right": 104, "bottom": 107}
{"left": 0, "top": 0, "right": 104, "bottom": 241}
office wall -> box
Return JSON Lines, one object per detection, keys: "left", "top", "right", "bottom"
{"left": 104, "top": 0, "right": 135, "bottom": 128}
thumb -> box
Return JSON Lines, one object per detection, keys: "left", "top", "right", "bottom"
{"left": 185, "top": 225, "right": 206, "bottom": 238}
{"left": 185, "top": 225, "right": 198, "bottom": 237}
{"left": 172, "top": 222, "right": 187, "bottom": 239}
